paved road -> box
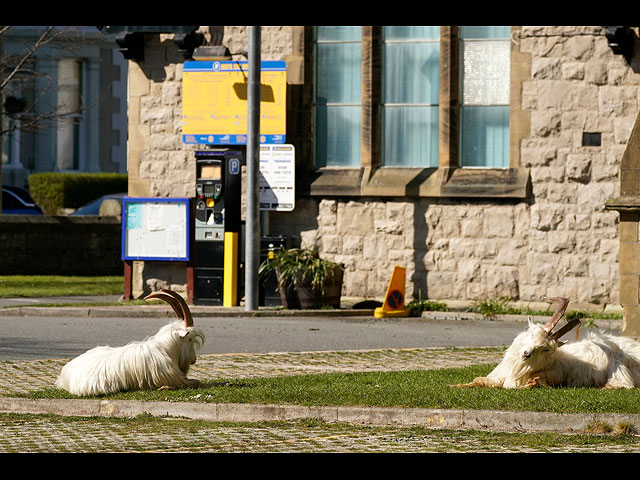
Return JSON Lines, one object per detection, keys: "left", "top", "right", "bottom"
{"left": 0, "top": 294, "right": 624, "bottom": 361}
{"left": 0, "top": 299, "right": 634, "bottom": 453}
{"left": 0, "top": 314, "right": 540, "bottom": 361}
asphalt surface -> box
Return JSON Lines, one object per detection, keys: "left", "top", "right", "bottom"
{"left": 1, "top": 296, "right": 638, "bottom": 452}
{"left": 0, "top": 313, "right": 540, "bottom": 361}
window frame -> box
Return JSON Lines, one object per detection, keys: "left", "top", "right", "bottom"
{"left": 313, "top": 26, "right": 363, "bottom": 168}
{"left": 301, "top": 25, "right": 530, "bottom": 199}
{"left": 381, "top": 26, "right": 441, "bottom": 168}
{"left": 458, "top": 27, "right": 511, "bottom": 169}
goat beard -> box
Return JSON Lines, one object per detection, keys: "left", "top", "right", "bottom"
{"left": 494, "top": 345, "right": 557, "bottom": 388}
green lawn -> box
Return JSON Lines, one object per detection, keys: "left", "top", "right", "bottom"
{"left": 25, "top": 364, "right": 640, "bottom": 415}
{"left": 0, "top": 275, "right": 123, "bottom": 298}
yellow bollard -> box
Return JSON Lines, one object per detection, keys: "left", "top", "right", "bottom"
{"left": 374, "top": 265, "right": 411, "bottom": 318}
{"left": 223, "top": 231, "right": 238, "bottom": 307}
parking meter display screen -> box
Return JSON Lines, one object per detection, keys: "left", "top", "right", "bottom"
{"left": 200, "top": 165, "right": 221, "bottom": 179}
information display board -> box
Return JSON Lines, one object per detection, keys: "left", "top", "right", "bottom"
{"left": 121, "top": 198, "right": 190, "bottom": 261}
{"left": 259, "top": 144, "right": 295, "bottom": 211}
{"left": 182, "top": 60, "right": 287, "bottom": 145}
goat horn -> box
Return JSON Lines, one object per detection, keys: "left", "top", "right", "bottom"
{"left": 144, "top": 289, "right": 194, "bottom": 328}
{"left": 144, "top": 291, "right": 183, "bottom": 319}
{"left": 159, "top": 289, "right": 194, "bottom": 328}
{"left": 549, "top": 318, "right": 581, "bottom": 341}
{"left": 543, "top": 297, "right": 569, "bottom": 335}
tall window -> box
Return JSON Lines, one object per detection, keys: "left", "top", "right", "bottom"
{"left": 310, "top": 26, "right": 514, "bottom": 175}
{"left": 56, "top": 58, "right": 83, "bottom": 171}
{"left": 314, "top": 26, "right": 362, "bottom": 167}
{"left": 459, "top": 26, "right": 510, "bottom": 168}
{"left": 382, "top": 26, "right": 440, "bottom": 167}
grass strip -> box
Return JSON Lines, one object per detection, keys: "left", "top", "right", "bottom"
{"left": 0, "top": 276, "right": 123, "bottom": 298}
{"left": 21, "top": 364, "right": 640, "bottom": 415}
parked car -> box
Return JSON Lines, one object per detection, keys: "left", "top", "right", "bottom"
{"left": 70, "top": 192, "right": 127, "bottom": 216}
{"left": 2, "top": 185, "right": 43, "bottom": 215}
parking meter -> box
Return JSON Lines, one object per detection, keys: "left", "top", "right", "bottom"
{"left": 193, "top": 149, "right": 243, "bottom": 305}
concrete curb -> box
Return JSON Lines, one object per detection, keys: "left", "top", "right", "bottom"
{"left": 0, "top": 305, "right": 377, "bottom": 318}
{"left": 420, "top": 311, "right": 624, "bottom": 331}
{"left": 1, "top": 397, "right": 637, "bottom": 433}
{"left": 0, "top": 305, "right": 625, "bottom": 333}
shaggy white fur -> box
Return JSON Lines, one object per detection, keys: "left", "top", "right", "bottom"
{"left": 55, "top": 290, "right": 205, "bottom": 396}
{"left": 451, "top": 298, "right": 640, "bottom": 389}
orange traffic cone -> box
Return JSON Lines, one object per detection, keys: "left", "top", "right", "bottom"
{"left": 374, "top": 265, "right": 411, "bottom": 318}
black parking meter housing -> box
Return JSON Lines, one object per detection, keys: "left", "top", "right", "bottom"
{"left": 193, "top": 149, "right": 243, "bottom": 305}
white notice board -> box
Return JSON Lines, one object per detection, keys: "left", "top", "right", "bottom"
{"left": 259, "top": 144, "right": 295, "bottom": 211}
{"left": 122, "top": 197, "right": 190, "bottom": 261}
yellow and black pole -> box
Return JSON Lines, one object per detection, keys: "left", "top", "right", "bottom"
{"left": 221, "top": 151, "right": 242, "bottom": 306}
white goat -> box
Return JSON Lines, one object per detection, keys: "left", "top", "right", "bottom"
{"left": 451, "top": 297, "right": 640, "bottom": 389}
{"left": 55, "top": 289, "right": 205, "bottom": 396}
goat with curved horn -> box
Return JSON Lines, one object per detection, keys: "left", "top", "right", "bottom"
{"left": 55, "top": 289, "right": 205, "bottom": 396}
{"left": 145, "top": 289, "right": 193, "bottom": 327}
{"left": 542, "top": 297, "right": 570, "bottom": 335}
{"left": 450, "top": 296, "right": 640, "bottom": 389}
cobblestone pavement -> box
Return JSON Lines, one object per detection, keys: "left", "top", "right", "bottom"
{"left": 3, "top": 413, "right": 640, "bottom": 453}
{"left": 3, "top": 347, "right": 640, "bottom": 453}
{"left": 0, "top": 347, "right": 506, "bottom": 396}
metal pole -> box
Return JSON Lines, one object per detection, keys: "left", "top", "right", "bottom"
{"left": 245, "top": 26, "right": 261, "bottom": 311}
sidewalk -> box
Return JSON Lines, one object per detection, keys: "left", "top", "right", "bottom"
{"left": 0, "top": 298, "right": 634, "bottom": 443}
{"left": 3, "top": 345, "right": 640, "bottom": 436}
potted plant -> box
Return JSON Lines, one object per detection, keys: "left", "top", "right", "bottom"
{"left": 258, "top": 246, "right": 344, "bottom": 309}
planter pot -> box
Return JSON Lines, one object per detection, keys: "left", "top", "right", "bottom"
{"left": 295, "top": 269, "right": 343, "bottom": 309}
{"left": 278, "top": 283, "right": 301, "bottom": 309}
{"left": 265, "top": 251, "right": 345, "bottom": 310}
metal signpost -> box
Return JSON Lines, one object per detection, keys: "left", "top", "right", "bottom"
{"left": 245, "top": 26, "right": 261, "bottom": 311}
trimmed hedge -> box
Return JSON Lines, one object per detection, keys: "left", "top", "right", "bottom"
{"left": 29, "top": 172, "right": 127, "bottom": 215}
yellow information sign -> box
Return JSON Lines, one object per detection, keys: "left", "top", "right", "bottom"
{"left": 182, "top": 60, "right": 286, "bottom": 145}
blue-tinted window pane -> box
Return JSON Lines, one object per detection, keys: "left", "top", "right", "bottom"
{"left": 383, "top": 42, "right": 439, "bottom": 104}
{"left": 315, "top": 105, "right": 361, "bottom": 167}
{"left": 384, "top": 26, "right": 439, "bottom": 40}
{"left": 460, "top": 26, "right": 510, "bottom": 39}
{"left": 460, "top": 26, "right": 510, "bottom": 168}
{"left": 316, "top": 42, "right": 361, "bottom": 104}
{"left": 382, "top": 26, "right": 439, "bottom": 167}
{"left": 383, "top": 106, "right": 438, "bottom": 167}
{"left": 314, "top": 26, "right": 362, "bottom": 167}
{"left": 316, "top": 26, "right": 361, "bottom": 42}
{"left": 460, "top": 106, "right": 509, "bottom": 167}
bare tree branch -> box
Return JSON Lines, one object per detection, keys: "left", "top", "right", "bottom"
{"left": 0, "top": 26, "right": 57, "bottom": 92}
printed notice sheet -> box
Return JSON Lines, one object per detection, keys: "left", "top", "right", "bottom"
{"left": 122, "top": 198, "right": 189, "bottom": 261}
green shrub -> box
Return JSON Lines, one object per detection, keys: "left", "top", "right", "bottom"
{"left": 29, "top": 172, "right": 127, "bottom": 214}
{"left": 407, "top": 299, "right": 448, "bottom": 316}
{"left": 473, "top": 297, "right": 516, "bottom": 320}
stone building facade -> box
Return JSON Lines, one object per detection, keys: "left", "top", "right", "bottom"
{"left": 1, "top": 27, "right": 128, "bottom": 188}
{"left": 124, "top": 26, "right": 640, "bottom": 322}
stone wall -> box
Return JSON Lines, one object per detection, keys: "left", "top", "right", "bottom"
{"left": 0, "top": 216, "right": 122, "bottom": 275}
{"left": 269, "top": 26, "right": 638, "bottom": 305}
{"left": 127, "top": 27, "right": 295, "bottom": 296}
{"left": 129, "top": 26, "right": 639, "bottom": 305}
